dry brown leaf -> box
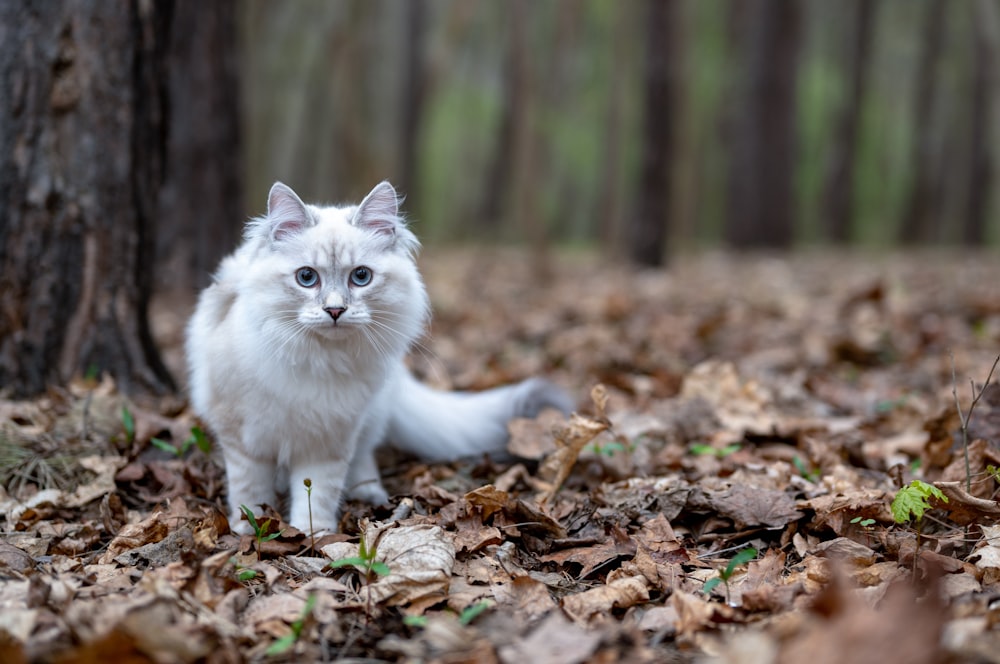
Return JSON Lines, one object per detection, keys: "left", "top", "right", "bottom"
{"left": 561, "top": 573, "right": 649, "bottom": 624}
{"left": 323, "top": 521, "right": 455, "bottom": 606}
{"left": 491, "top": 575, "right": 557, "bottom": 619}
{"left": 497, "top": 611, "right": 602, "bottom": 664}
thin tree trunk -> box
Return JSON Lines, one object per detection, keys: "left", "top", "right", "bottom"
{"left": 0, "top": 1, "right": 175, "bottom": 397}
{"left": 598, "top": 2, "right": 631, "bottom": 255}
{"left": 479, "top": 2, "right": 528, "bottom": 235}
{"left": 631, "top": 0, "right": 677, "bottom": 266}
{"left": 899, "top": 0, "right": 946, "bottom": 245}
{"left": 822, "top": 0, "right": 875, "bottom": 244}
{"left": 963, "top": 0, "right": 996, "bottom": 245}
{"left": 725, "top": 0, "right": 802, "bottom": 249}
{"left": 157, "top": 0, "right": 242, "bottom": 292}
{"left": 399, "top": 0, "right": 429, "bottom": 201}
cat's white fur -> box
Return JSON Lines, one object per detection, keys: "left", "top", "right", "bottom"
{"left": 186, "top": 181, "right": 571, "bottom": 534}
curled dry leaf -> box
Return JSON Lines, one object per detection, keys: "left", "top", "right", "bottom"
{"left": 323, "top": 521, "right": 455, "bottom": 606}
{"left": 537, "top": 384, "right": 612, "bottom": 504}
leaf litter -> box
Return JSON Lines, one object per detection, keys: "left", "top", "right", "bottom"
{"left": 4, "top": 249, "right": 1000, "bottom": 661}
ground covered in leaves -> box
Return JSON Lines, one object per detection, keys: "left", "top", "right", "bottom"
{"left": 5, "top": 249, "right": 1000, "bottom": 663}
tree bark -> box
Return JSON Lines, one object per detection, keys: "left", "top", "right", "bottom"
{"left": 0, "top": 1, "right": 175, "bottom": 397}
{"left": 898, "top": 0, "right": 946, "bottom": 245}
{"left": 822, "top": 0, "right": 875, "bottom": 244}
{"left": 725, "top": 0, "right": 802, "bottom": 249}
{"left": 630, "top": 0, "right": 677, "bottom": 267}
{"left": 156, "top": 0, "right": 242, "bottom": 292}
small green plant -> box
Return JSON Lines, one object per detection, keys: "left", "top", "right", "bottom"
{"left": 150, "top": 426, "right": 211, "bottom": 457}
{"left": 850, "top": 516, "right": 876, "bottom": 528}
{"left": 304, "top": 478, "right": 316, "bottom": 552}
{"left": 403, "top": 600, "right": 493, "bottom": 629}
{"left": 793, "top": 456, "right": 821, "bottom": 482}
{"left": 588, "top": 440, "right": 627, "bottom": 457}
{"left": 239, "top": 504, "right": 283, "bottom": 552}
{"left": 329, "top": 531, "right": 390, "bottom": 582}
{"left": 121, "top": 406, "right": 136, "bottom": 444}
{"left": 265, "top": 594, "right": 316, "bottom": 656}
{"left": 237, "top": 567, "right": 257, "bottom": 582}
{"left": 689, "top": 442, "right": 741, "bottom": 458}
{"left": 703, "top": 547, "right": 757, "bottom": 605}
{"left": 891, "top": 480, "right": 947, "bottom": 524}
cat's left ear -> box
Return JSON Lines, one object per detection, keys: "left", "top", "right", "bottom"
{"left": 353, "top": 181, "right": 419, "bottom": 253}
{"left": 265, "top": 182, "right": 313, "bottom": 242}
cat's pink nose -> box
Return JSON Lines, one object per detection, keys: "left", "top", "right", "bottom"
{"left": 324, "top": 306, "right": 347, "bottom": 321}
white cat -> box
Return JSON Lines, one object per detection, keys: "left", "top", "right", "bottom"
{"left": 186, "top": 181, "right": 571, "bottom": 534}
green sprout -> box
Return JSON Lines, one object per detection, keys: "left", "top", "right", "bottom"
{"left": 850, "top": 516, "right": 876, "bottom": 528}
{"left": 703, "top": 547, "right": 757, "bottom": 605}
{"left": 150, "top": 426, "right": 211, "bottom": 457}
{"left": 239, "top": 504, "right": 283, "bottom": 552}
{"left": 403, "top": 600, "right": 493, "bottom": 629}
{"left": 265, "top": 594, "right": 317, "bottom": 656}
{"left": 793, "top": 456, "right": 821, "bottom": 482}
{"left": 689, "top": 443, "right": 741, "bottom": 458}
{"left": 121, "top": 406, "right": 136, "bottom": 444}
{"left": 329, "top": 531, "right": 390, "bottom": 582}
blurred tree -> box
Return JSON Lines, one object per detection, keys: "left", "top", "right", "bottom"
{"left": 597, "top": 2, "right": 632, "bottom": 255}
{"left": 399, "top": 0, "right": 429, "bottom": 201}
{"left": 899, "top": 0, "right": 946, "bottom": 245}
{"left": 479, "top": 0, "right": 530, "bottom": 236}
{"left": 821, "top": 0, "right": 875, "bottom": 244}
{"left": 963, "top": 0, "right": 997, "bottom": 245}
{"left": 725, "top": 0, "right": 801, "bottom": 248}
{"left": 157, "top": 0, "right": 242, "bottom": 291}
{"left": 0, "top": 1, "right": 175, "bottom": 397}
{"left": 631, "top": 0, "right": 677, "bottom": 267}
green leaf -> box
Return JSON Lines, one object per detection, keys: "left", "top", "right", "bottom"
{"left": 891, "top": 480, "right": 948, "bottom": 524}
{"left": 718, "top": 444, "right": 742, "bottom": 457}
{"left": 723, "top": 547, "right": 757, "bottom": 578}
{"left": 689, "top": 443, "right": 716, "bottom": 456}
{"left": 329, "top": 556, "right": 369, "bottom": 569}
{"left": 237, "top": 568, "right": 257, "bottom": 581}
{"left": 150, "top": 437, "right": 179, "bottom": 456}
{"left": 403, "top": 615, "right": 429, "bottom": 628}
{"left": 458, "top": 601, "right": 492, "bottom": 625}
{"left": 121, "top": 406, "right": 135, "bottom": 443}
{"left": 189, "top": 426, "right": 211, "bottom": 454}
{"left": 369, "top": 560, "right": 391, "bottom": 577}
{"left": 265, "top": 633, "right": 297, "bottom": 656}
{"left": 702, "top": 577, "right": 722, "bottom": 594}
{"left": 239, "top": 505, "right": 261, "bottom": 534}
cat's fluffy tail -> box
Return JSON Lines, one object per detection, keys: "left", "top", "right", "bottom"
{"left": 385, "top": 368, "right": 573, "bottom": 462}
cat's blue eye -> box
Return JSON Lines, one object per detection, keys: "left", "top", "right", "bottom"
{"left": 295, "top": 267, "right": 319, "bottom": 288}
{"left": 350, "top": 266, "right": 372, "bottom": 287}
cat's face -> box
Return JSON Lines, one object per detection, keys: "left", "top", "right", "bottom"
{"left": 244, "top": 182, "right": 428, "bottom": 358}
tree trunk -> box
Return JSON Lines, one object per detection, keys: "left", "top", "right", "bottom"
{"left": 630, "top": 0, "right": 677, "bottom": 267}
{"left": 398, "top": 0, "right": 429, "bottom": 202}
{"left": 725, "top": 0, "right": 802, "bottom": 249}
{"left": 963, "top": 0, "right": 996, "bottom": 245}
{"left": 822, "top": 0, "right": 875, "bottom": 244}
{"left": 479, "top": 1, "right": 529, "bottom": 235}
{"left": 157, "top": 0, "right": 242, "bottom": 292}
{"left": 0, "top": 1, "right": 175, "bottom": 397}
{"left": 898, "top": 0, "right": 946, "bottom": 245}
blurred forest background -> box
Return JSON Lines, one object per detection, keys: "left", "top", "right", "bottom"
{"left": 2, "top": 0, "right": 1000, "bottom": 395}
{"left": 241, "top": 0, "right": 1000, "bottom": 257}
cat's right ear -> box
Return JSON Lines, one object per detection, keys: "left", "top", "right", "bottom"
{"left": 257, "top": 182, "right": 311, "bottom": 243}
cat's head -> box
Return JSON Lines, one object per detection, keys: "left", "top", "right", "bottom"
{"left": 240, "top": 181, "right": 429, "bottom": 357}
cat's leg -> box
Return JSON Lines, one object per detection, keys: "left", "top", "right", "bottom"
{"left": 287, "top": 459, "right": 350, "bottom": 534}
{"left": 221, "top": 443, "right": 278, "bottom": 535}
{"left": 345, "top": 409, "right": 390, "bottom": 505}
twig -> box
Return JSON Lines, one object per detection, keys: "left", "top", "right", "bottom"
{"left": 950, "top": 352, "right": 1000, "bottom": 492}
